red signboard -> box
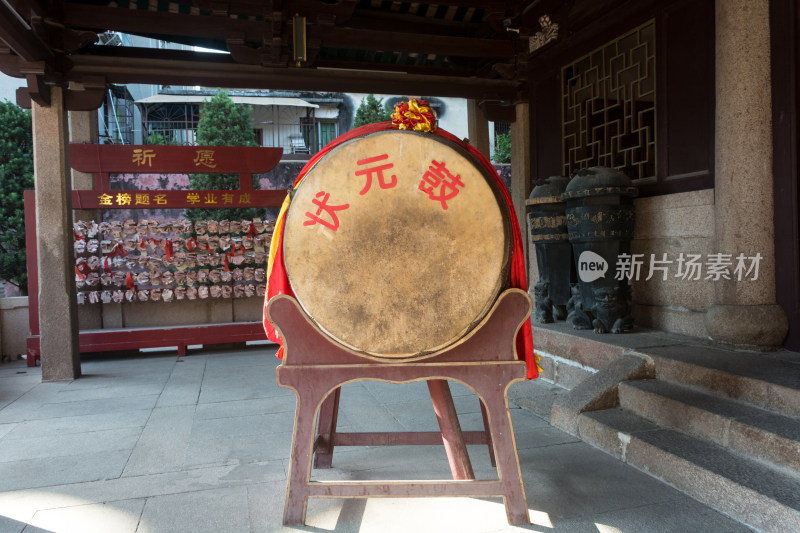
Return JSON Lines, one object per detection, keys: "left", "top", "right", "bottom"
{"left": 69, "top": 143, "right": 285, "bottom": 209}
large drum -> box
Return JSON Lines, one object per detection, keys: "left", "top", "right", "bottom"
{"left": 283, "top": 129, "right": 511, "bottom": 359}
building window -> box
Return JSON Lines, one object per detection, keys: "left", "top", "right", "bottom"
{"left": 100, "top": 85, "right": 136, "bottom": 145}
{"left": 317, "top": 121, "right": 338, "bottom": 150}
{"left": 142, "top": 103, "right": 199, "bottom": 145}
{"left": 562, "top": 19, "right": 656, "bottom": 183}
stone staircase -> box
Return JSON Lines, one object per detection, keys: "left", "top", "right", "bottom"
{"left": 574, "top": 344, "right": 800, "bottom": 532}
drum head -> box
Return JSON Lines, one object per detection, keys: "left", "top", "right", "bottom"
{"left": 283, "top": 130, "right": 510, "bottom": 358}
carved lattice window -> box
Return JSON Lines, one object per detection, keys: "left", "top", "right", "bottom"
{"left": 562, "top": 20, "right": 656, "bottom": 182}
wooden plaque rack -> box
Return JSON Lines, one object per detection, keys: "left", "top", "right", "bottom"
{"left": 266, "top": 289, "right": 532, "bottom": 526}
{"left": 25, "top": 143, "right": 284, "bottom": 365}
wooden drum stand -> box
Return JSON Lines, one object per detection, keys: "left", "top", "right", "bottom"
{"left": 267, "top": 288, "right": 532, "bottom": 526}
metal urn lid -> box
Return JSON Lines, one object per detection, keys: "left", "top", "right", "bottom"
{"left": 527, "top": 175, "right": 571, "bottom": 205}
{"left": 561, "top": 167, "right": 638, "bottom": 201}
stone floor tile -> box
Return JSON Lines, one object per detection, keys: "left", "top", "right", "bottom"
{"left": 24, "top": 498, "right": 145, "bottom": 533}
{"left": 190, "top": 411, "right": 295, "bottom": 442}
{"left": 337, "top": 388, "right": 405, "bottom": 433}
{"left": 360, "top": 379, "right": 431, "bottom": 404}
{"left": 0, "top": 427, "right": 141, "bottom": 463}
{"left": 307, "top": 496, "right": 514, "bottom": 533}
{"left": 0, "top": 423, "right": 17, "bottom": 440}
{"left": 4, "top": 410, "right": 151, "bottom": 441}
{"left": 0, "top": 350, "right": 766, "bottom": 533}
{"left": 154, "top": 358, "right": 206, "bottom": 407}
{"left": 45, "top": 383, "right": 167, "bottom": 403}
{"left": 27, "top": 395, "right": 160, "bottom": 421}
{"left": 136, "top": 486, "right": 250, "bottom": 533}
{"left": 197, "top": 380, "right": 284, "bottom": 404}
{"left": 516, "top": 441, "right": 687, "bottom": 520}
{"left": 194, "top": 395, "right": 296, "bottom": 420}
{"left": 512, "top": 424, "right": 580, "bottom": 451}
{"left": 0, "top": 463, "right": 272, "bottom": 519}
{"left": 0, "top": 382, "right": 71, "bottom": 424}
{"left": 183, "top": 431, "right": 294, "bottom": 468}
{"left": 122, "top": 405, "right": 195, "bottom": 477}
{"left": 0, "top": 450, "right": 130, "bottom": 492}
{"left": 537, "top": 499, "right": 753, "bottom": 533}
{"left": 246, "top": 480, "right": 294, "bottom": 533}
{"left": 0, "top": 515, "right": 26, "bottom": 533}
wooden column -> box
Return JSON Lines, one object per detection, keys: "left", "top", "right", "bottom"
{"left": 510, "top": 102, "right": 532, "bottom": 274}
{"left": 467, "top": 99, "right": 491, "bottom": 158}
{"left": 32, "top": 85, "right": 81, "bottom": 380}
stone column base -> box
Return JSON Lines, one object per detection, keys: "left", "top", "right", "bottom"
{"left": 704, "top": 304, "right": 789, "bottom": 347}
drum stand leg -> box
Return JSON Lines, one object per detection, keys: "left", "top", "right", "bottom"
{"left": 427, "top": 379, "right": 475, "bottom": 480}
{"left": 269, "top": 290, "right": 532, "bottom": 527}
{"left": 480, "top": 400, "right": 497, "bottom": 467}
{"left": 313, "top": 387, "right": 340, "bottom": 469}
{"left": 314, "top": 381, "right": 478, "bottom": 480}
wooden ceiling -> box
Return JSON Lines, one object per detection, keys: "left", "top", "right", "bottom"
{"left": 0, "top": 1, "right": 580, "bottom": 110}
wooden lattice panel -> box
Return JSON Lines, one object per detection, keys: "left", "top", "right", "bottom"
{"left": 562, "top": 19, "right": 657, "bottom": 182}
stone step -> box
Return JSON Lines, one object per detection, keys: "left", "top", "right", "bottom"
{"left": 619, "top": 379, "right": 800, "bottom": 477}
{"left": 644, "top": 344, "right": 800, "bottom": 417}
{"left": 578, "top": 408, "right": 800, "bottom": 533}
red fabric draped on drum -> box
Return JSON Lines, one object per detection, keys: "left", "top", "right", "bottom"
{"left": 263, "top": 122, "right": 537, "bottom": 379}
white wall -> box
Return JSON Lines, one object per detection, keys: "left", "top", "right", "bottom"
{"left": 0, "top": 72, "right": 23, "bottom": 104}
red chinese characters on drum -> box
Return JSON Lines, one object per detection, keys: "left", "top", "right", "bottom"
{"left": 418, "top": 160, "right": 464, "bottom": 210}
{"left": 303, "top": 191, "right": 350, "bottom": 231}
{"left": 356, "top": 154, "right": 397, "bottom": 195}
{"left": 302, "top": 155, "right": 466, "bottom": 232}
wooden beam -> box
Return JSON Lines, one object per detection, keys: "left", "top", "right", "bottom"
{"left": 61, "top": 3, "right": 524, "bottom": 59}
{"left": 67, "top": 52, "right": 521, "bottom": 100}
{"left": 313, "top": 59, "right": 474, "bottom": 78}
{"left": 62, "top": 4, "right": 265, "bottom": 42}
{"left": 6, "top": 0, "right": 49, "bottom": 19}
{"left": 314, "top": 27, "right": 520, "bottom": 58}
{"left": 0, "top": 2, "right": 53, "bottom": 62}
{"left": 341, "top": 14, "right": 481, "bottom": 36}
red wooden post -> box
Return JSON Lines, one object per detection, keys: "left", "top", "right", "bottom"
{"left": 23, "top": 191, "right": 40, "bottom": 366}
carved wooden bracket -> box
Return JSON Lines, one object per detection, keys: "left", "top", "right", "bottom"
{"left": 479, "top": 100, "right": 518, "bottom": 123}
{"left": 18, "top": 70, "right": 106, "bottom": 110}
{"left": 64, "top": 75, "right": 107, "bottom": 111}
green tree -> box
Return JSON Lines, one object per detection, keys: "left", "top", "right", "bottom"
{"left": 145, "top": 131, "right": 172, "bottom": 145}
{"left": 0, "top": 102, "right": 34, "bottom": 294}
{"left": 493, "top": 132, "right": 511, "bottom": 164}
{"left": 353, "top": 94, "right": 391, "bottom": 128}
{"left": 187, "top": 89, "right": 262, "bottom": 221}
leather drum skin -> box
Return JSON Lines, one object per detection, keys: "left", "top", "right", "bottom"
{"left": 283, "top": 129, "right": 511, "bottom": 359}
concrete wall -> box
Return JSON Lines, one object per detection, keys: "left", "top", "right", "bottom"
{"left": 0, "top": 297, "right": 29, "bottom": 360}
{"left": 630, "top": 189, "right": 716, "bottom": 338}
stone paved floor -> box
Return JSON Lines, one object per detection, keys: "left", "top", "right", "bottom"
{"left": 0, "top": 347, "right": 753, "bottom": 533}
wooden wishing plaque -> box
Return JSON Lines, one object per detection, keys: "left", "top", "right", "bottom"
{"left": 282, "top": 130, "right": 511, "bottom": 358}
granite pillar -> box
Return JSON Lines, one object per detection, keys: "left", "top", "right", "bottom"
{"left": 705, "top": 0, "right": 788, "bottom": 346}
{"left": 32, "top": 85, "right": 81, "bottom": 380}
